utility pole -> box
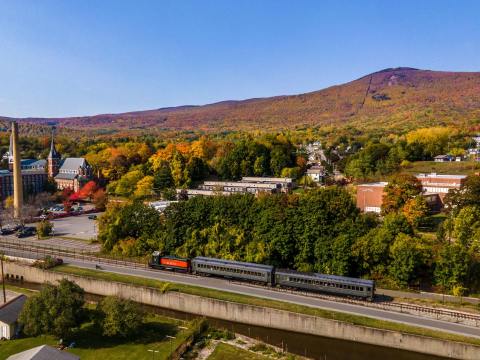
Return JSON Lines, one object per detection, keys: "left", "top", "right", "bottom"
{"left": 1, "top": 254, "right": 6, "bottom": 303}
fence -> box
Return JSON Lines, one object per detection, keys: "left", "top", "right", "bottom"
{"left": 0, "top": 237, "right": 148, "bottom": 269}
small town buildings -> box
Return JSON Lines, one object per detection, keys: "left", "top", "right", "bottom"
{"left": 434, "top": 155, "right": 455, "bottom": 162}
{"left": 6, "top": 345, "right": 80, "bottom": 360}
{"left": 356, "top": 182, "right": 388, "bottom": 213}
{"left": 177, "top": 177, "right": 294, "bottom": 199}
{"left": 0, "top": 127, "right": 92, "bottom": 199}
{"left": 200, "top": 181, "right": 281, "bottom": 194}
{"left": 0, "top": 294, "right": 27, "bottom": 339}
{"left": 240, "top": 177, "right": 295, "bottom": 192}
{"left": 306, "top": 165, "right": 326, "bottom": 183}
{"left": 149, "top": 200, "right": 177, "bottom": 212}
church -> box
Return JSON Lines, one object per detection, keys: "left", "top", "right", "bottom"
{"left": 0, "top": 127, "right": 92, "bottom": 200}
{"left": 46, "top": 134, "right": 92, "bottom": 192}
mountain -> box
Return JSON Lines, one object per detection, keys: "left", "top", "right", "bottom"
{"left": 4, "top": 67, "right": 480, "bottom": 135}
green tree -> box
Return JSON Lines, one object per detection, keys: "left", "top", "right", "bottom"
{"left": 98, "top": 201, "right": 161, "bottom": 252}
{"left": 114, "top": 169, "right": 143, "bottom": 197}
{"left": 97, "top": 296, "right": 144, "bottom": 337}
{"left": 19, "top": 279, "right": 85, "bottom": 338}
{"left": 434, "top": 243, "right": 470, "bottom": 292}
{"left": 388, "top": 233, "right": 428, "bottom": 287}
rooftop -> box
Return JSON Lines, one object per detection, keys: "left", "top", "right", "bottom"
{"left": 0, "top": 294, "right": 27, "bottom": 325}
{"left": 416, "top": 173, "right": 468, "bottom": 179}
{"left": 59, "top": 158, "right": 87, "bottom": 172}
{"left": 6, "top": 345, "right": 80, "bottom": 360}
{"left": 357, "top": 182, "right": 388, "bottom": 187}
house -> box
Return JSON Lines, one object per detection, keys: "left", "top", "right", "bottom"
{"left": 6, "top": 345, "right": 80, "bottom": 360}
{"left": 306, "top": 165, "right": 326, "bottom": 183}
{"left": 434, "top": 155, "right": 454, "bottom": 162}
{"left": 0, "top": 294, "right": 27, "bottom": 339}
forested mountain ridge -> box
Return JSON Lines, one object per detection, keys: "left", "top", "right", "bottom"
{"left": 4, "top": 67, "right": 480, "bottom": 134}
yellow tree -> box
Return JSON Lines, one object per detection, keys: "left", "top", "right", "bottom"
{"left": 134, "top": 176, "right": 155, "bottom": 198}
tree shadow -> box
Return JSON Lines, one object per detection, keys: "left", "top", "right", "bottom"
{"left": 70, "top": 319, "right": 179, "bottom": 350}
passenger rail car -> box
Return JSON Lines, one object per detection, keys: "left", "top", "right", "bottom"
{"left": 275, "top": 269, "right": 375, "bottom": 300}
{"left": 192, "top": 256, "right": 274, "bottom": 285}
{"left": 148, "top": 252, "right": 375, "bottom": 300}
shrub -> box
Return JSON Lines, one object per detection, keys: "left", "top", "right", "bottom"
{"left": 36, "top": 220, "right": 53, "bottom": 237}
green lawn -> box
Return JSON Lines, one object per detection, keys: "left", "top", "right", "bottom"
{"left": 208, "top": 343, "right": 268, "bottom": 360}
{"left": 51, "top": 265, "right": 480, "bottom": 347}
{"left": 0, "top": 315, "right": 190, "bottom": 360}
{"left": 400, "top": 160, "right": 480, "bottom": 176}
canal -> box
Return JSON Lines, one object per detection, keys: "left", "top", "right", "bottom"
{"left": 10, "top": 281, "right": 450, "bottom": 360}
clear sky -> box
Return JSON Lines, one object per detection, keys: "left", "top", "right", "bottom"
{"left": 0, "top": 0, "right": 479, "bottom": 118}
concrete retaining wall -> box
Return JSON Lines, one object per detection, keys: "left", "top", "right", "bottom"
{"left": 5, "top": 262, "right": 480, "bottom": 359}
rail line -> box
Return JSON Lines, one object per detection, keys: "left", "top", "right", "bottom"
{"left": 1, "top": 237, "right": 479, "bottom": 327}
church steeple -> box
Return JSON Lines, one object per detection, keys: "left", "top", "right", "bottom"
{"left": 47, "top": 126, "right": 61, "bottom": 177}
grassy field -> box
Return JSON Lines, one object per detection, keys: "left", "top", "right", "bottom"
{"left": 51, "top": 265, "right": 480, "bottom": 346}
{"left": 208, "top": 343, "right": 268, "bottom": 360}
{"left": 0, "top": 314, "right": 190, "bottom": 360}
{"left": 400, "top": 160, "right": 480, "bottom": 176}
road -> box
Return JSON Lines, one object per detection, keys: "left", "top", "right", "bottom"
{"left": 2, "top": 246, "right": 479, "bottom": 339}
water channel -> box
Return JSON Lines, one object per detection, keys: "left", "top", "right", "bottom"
{"left": 10, "top": 281, "right": 450, "bottom": 360}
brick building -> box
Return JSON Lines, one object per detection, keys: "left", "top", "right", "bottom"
{"left": 47, "top": 134, "right": 92, "bottom": 192}
{"left": 0, "top": 170, "right": 47, "bottom": 201}
{"left": 356, "top": 182, "right": 388, "bottom": 213}
{"left": 356, "top": 173, "right": 469, "bottom": 213}
{"left": 415, "top": 173, "right": 467, "bottom": 203}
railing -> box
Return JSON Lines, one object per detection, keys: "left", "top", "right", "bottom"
{"left": 230, "top": 281, "right": 480, "bottom": 326}
{"left": 0, "top": 237, "right": 148, "bottom": 269}
{"left": 1, "top": 237, "right": 479, "bottom": 326}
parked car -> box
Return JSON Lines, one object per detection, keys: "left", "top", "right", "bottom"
{"left": 88, "top": 215, "right": 97, "bottom": 220}
{"left": 16, "top": 227, "right": 36, "bottom": 238}
{"left": 0, "top": 228, "right": 14, "bottom": 236}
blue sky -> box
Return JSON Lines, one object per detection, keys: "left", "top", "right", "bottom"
{"left": 0, "top": 0, "right": 479, "bottom": 118}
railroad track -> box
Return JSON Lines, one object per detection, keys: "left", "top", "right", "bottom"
{"left": 228, "top": 281, "right": 480, "bottom": 327}
{"left": 1, "top": 237, "right": 479, "bottom": 327}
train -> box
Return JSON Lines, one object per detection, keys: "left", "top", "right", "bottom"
{"left": 149, "top": 251, "right": 375, "bottom": 301}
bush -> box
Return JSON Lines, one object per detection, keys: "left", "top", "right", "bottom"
{"left": 97, "top": 296, "right": 144, "bottom": 337}
{"left": 33, "top": 256, "right": 62, "bottom": 270}
{"left": 36, "top": 220, "right": 53, "bottom": 237}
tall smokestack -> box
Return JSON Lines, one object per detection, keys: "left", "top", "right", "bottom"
{"left": 11, "top": 122, "right": 23, "bottom": 219}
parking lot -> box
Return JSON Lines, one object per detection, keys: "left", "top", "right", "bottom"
{"left": 49, "top": 212, "right": 102, "bottom": 240}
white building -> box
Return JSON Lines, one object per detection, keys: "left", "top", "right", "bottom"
{"left": 306, "top": 165, "right": 326, "bottom": 183}
{"left": 149, "top": 200, "right": 177, "bottom": 212}
{"left": 0, "top": 294, "right": 27, "bottom": 339}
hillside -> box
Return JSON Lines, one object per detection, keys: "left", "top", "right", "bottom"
{"left": 4, "top": 67, "right": 480, "bottom": 134}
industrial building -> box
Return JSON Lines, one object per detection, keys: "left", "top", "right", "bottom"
{"left": 177, "top": 177, "right": 294, "bottom": 199}
{"left": 356, "top": 173, "right": 469, "bottom": 213}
